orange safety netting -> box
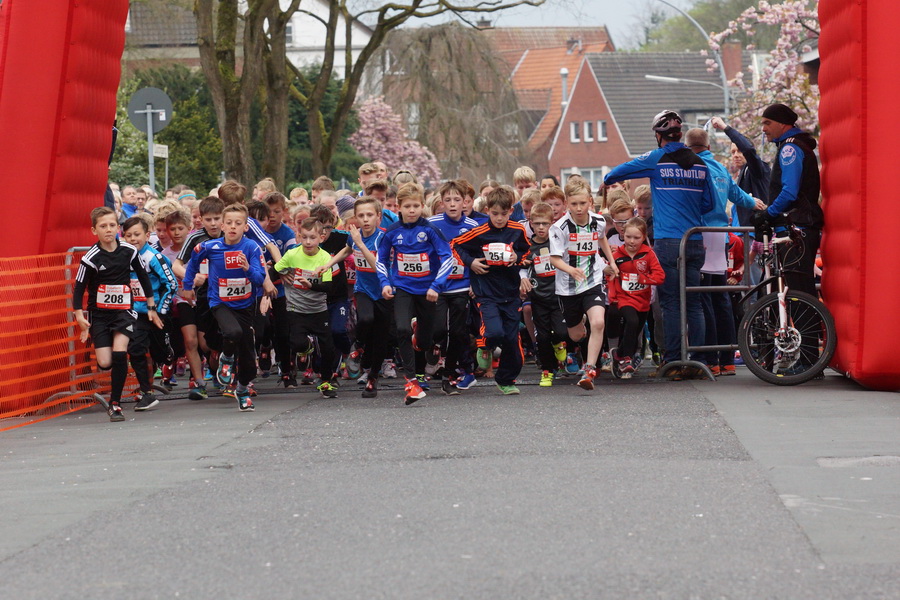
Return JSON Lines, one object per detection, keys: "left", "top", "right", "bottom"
{"left": 0, "top": 251, "right": 135, "bottom": 430}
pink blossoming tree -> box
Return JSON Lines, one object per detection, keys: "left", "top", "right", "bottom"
{"left": 349, "top": 96, "right": 442, "bottom": 184}
{"left": 707, "top": 0, "right": 820, "bottom": 141}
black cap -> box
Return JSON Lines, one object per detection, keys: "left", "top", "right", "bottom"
{"left": 761, "top": 103, "right": 799, "bottom": 126}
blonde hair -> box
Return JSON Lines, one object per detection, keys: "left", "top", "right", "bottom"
{"left": 289, "top": 187, "right": 309, "bottom": 201}
{"left": 608, "top": 198, "right": 635, "bottom": 217}
{"left": 396, "top": 182, "right": 425, "bottom": 207}
{"left": 520, "top": 188, "right": 540, "bottom": 208}
{"left": 564, "top": 178, "right": 591, "bottom": 199}
{"left": 152, "top": 199, "right": 182, "bottom": 222}
{"left": 513, "top": 165, "right": 536, "bottom": 184}
{"left": 255, "top": 177, "right": 277, "bottom": 195}
{"left": 634, "top": 185, "right": 652, "bottom": 205}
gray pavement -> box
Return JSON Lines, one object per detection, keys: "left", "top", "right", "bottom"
{"left": 1, "top": 367, "right": 898, "bottom": 599}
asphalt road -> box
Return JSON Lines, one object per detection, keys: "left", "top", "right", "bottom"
{"left": 1, "top": 367, "right": 898, "bottom": 599}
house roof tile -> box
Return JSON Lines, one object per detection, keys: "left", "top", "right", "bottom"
{"left": 126, "top": 2, "right": 197, "bottom": 47}
{"left": 511, "top": 43, "right": 611, "bottom": 150}
{"left": 584, "top": 52, "right": 746, "bottom": 156}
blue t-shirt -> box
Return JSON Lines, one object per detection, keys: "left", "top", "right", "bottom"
{"left": 183, "top": 236, "right": 266, "bottom": 309}
{"left": 264, "top": 223, "right": 297, "bottom": 298}
{"left": 348, "top": 229, "right": 385, "bottom": 302}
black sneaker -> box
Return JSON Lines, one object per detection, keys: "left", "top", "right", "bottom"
{"left": 441, "top": 379, "right": 460, "bottom": 396}
{"left": 281, "top": 374, "right": 298, "bottom": 389}
{"left": 134, "top": 393, "right": 159, "bottom": 411}
{"left": 258, "top": 346, "right": 273, "bottom": 373}
{"left": 362, "top": 377, "right": 378, "bottom": 398}
{"left": 318, "top": 380, "right": 338, "bottom": 398}
{"left": 108, "top": 402, "right": 125, "bottom": 422}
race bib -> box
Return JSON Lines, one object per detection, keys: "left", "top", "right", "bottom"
{"left": 129, "top": 277, "right": 147, "bottom": 302}
{"left": 96, "top": 284, "right": 131, "bottom": 310}
{"left": 532, "top": 253, "right": 556, "bottom": 277}
{"left": 622, "top": 273, "right": 647, "bottom": 293}
{"left": 726, "top": 255, "right": 735, "bottom": 270}
{"left": 219, "top": 277, "right": 251, "bottom": 301}
{"left": 448, "top": 255, "right": 465, "bottom": 280}
{"left": 482, "top": 243, "right": 514, "bottom": 266}
{"left": 568, "top": 231, "right": 598, "bottom": 256}
{"left": 353, "top": 248, "right": 375, "bottom": 273}
{"left": 397, "top": 252, "right": 430, "bottom": 277}
{"left": 293, "top": 268, "right": 321, "bottom": 289}
{"left": 199, "top": 259, "right": 209, "bottom": 275}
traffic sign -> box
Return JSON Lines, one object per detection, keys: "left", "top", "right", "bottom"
{"left": 127, "top": 87, "right": 173, "bottom": 134}
{"left": 153, "top": 144, "right": 169, "bottom": 159}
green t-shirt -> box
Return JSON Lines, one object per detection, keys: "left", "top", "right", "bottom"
{"left": 274, "top": 247, "right": 334, "bottom": 313}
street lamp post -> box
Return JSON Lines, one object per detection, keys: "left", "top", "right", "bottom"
{"left": 655, "top": 0, "right": 730, "bottom": 116}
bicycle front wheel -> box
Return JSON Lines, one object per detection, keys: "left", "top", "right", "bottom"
{"left": 738, "top": 291, "right": 836, "bottom": 385}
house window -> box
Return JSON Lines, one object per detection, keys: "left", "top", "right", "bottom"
{"left": 598, "top": 120, "right": 608, "bottom": 142}
{"left": 285, "top": 21, "right": 294, "bottom": 46}
{"left": 584, "top": 121, "right": 594, "bottom": 142}
{"left": 570, "top": 122, "right": 581, "bottom": 143}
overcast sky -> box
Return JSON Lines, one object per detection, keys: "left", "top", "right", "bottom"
{"left": 423, "top": 0, "right": 689, "bottom": 49}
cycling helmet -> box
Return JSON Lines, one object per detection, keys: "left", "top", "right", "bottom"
{"left": 651, "top": 110, "right": 683, "bottom": 133}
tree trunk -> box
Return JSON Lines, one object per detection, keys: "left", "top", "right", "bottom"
{"left": 261, "top": 8, "right": 289, "bottom": 189}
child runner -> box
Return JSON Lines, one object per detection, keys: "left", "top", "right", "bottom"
{"left": 316, "top": 197, "right": 388, "bottom": 397}
{"left": 452, "top": 187, "right": 531, "bottom": 395}
{"left": 427, "top": 180, "right": 480, "bottom": 395}
{"left": 549, "top": 178, "right": 619, "bottom": 390}
{"left": 275, "top": 218, "right": 340, "bottom": 398}
{"left": 606, "top": 217, "right": 665, "bottom": 378}
{"left": 182, "top": 203, "right": 266, "bottom": 411}
{"left": 521, "top": 202, "right": 568, "bottom": 386}
{"left": 73, "top": 207, "right": 160, "bottom": 422}
{"left": 122, "top": 216, "right": 178, "bottom": 410}
{"left": 376, "top": 183, "right": 454, "bottom": 405}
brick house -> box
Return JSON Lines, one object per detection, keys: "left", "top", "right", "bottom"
{"left": 547, "top": 51, "right": 744, "bottom": 191}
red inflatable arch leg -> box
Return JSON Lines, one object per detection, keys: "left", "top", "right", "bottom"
{"left": 0, "top": 0, "right": 129, "bottom": 257}
{"left": 819, "top": 0, "right": 900, "bottom": 390}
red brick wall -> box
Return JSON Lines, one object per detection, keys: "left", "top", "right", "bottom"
{"left": 548, "top": 60, "right": 631, "bottom": 182}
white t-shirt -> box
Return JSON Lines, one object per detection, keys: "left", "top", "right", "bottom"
{"left": 549, "top": 211, "right": 608, "bottom": 296}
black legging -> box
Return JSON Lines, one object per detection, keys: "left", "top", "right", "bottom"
{"left": 605, "top": 304, "right": 648, "bottom": 359}
{"left": 393, "top": 289, "right": 436, "bottom": 380}
{"left": 212, "top": 304, "right": 256, "bottom": 386}
{"left": 354, "top": 292, "right": 391, "bottom": 377}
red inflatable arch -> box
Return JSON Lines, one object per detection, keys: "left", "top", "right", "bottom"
{"left": 0, "top": 0, "right": 897, "bottom": 390}
{"left": 819, "top": 0, "right": 900, "bottom": 390}
{"left": 0, "top": 0, "right": 129, "bottom": 257}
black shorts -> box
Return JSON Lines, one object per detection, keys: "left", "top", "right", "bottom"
{"left": 128, "top": 314, "right": 174, "bottom": 364}
{"left": 558, "top": 284, "right": 607, "bottom": 327}
{"left": 174, "top": 302, "right": 196, "bottom": 329}
{"left": 89, "top": 309, "right": 137, "bottom": 348}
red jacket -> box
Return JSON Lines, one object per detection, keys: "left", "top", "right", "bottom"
{"left": 608, "top": 243, "right": 665, "bottom": 312}
{"left": 727, "top": 233, "right": 744, "bottom": 282}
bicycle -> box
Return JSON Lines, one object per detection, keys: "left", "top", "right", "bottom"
{"left": 736, "top": 218, "right": 836, "bottom": 385}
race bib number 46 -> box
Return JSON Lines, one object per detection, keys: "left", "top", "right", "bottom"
{"left": 96, "top": 284, "right": 131, "bottom": 310}
{"left": 397, "top": 252, "right": 430, "bottom": 277}
{"left": 532, "top": 253, "right": 556, "bottom": 277}
{"left": 219, "top": 278, "right": 251, "bottom": 301}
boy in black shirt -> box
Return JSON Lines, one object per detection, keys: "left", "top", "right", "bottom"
{"left": 520, "top": 202, "right": 567, "bottom": 387}
{"left": 73, "top": 207, "right": 160, "bottom": 422}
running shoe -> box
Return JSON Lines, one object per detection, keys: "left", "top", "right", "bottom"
{"left": 281, "top": 374, "right": 298, "bottom": 389}
{"left": 496, "top": 383, "right": 520, "bottom": 395}
{"left": 720, "top": 365, "right": 736, "bottom": 376}
{"left": 539, "top": 371, "right": 554, "bottom": 387}
{"left": 362, "top": 377, "right": 378, "bottom": 398}
{"left": 318, "top": 380, "right": 338, "bottom": 399}
{"left": 441, "top": 378, "right": 460, "bottom": 396}
{"left": 134, "top": 393, "right": 159, "bottom": 412}
{"left": 346, "top": 347, "right": 362, "bottom": 378}
{"left": 301, "top": 368, "right": 315, "bottom": 385}
{"left": 620, "top": 357, "right": 634, "bottom": 374}
{"left": 223, "top": 383, "right": 236, "bottom": 398}
{"left": 404, "top": 378, "right": 426, "bottom": 405}
{"left": 577, "top": 365, "right": 597, "bottom": 390}
{"left": 258, "top": 346, "right": 272, "bottom": 376}
{"left": 416, "top": 374, "right": 430, "bottom": 391}
{"left": 456, "top": 373, "right": 476, "bottom": 390}
{"left": 108, "top": 401, "right": 125, "bottom": 422}
{"left": 357, "top": 371, "right": 369, "bottom": 386}
{"left": 553, "top": 342, "right": 567, "bottom": 364}
{"left": 381, "top": 360, "right": 397, "bottom": 379}
{"left": 565, "top": 352, "right": 580, "bottom": 374}
{"left": 600, "top": 352, "right": 612, "bottom": 373}
{"left": 176, "top": 357, "right": 186, "bottom": 377}
{"left": 188, "top": 384, "right": 208, "bottom": 401}
{"left": 236, "top": 389, "right": 254, "bottom": 412}
{"left": 217, "top": 355, "right": 235, "bottom": 386}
